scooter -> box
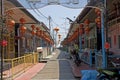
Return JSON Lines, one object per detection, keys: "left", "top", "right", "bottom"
{"left": 74, "top": 54, "right": 81, "bottom": 66}
{"left": 97, "top": 68, "right": 120, "bottom": 80}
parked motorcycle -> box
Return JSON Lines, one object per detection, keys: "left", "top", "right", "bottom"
{"left": 97, "top": 68, "right": 120, "bottom": 80}
{"left": 71, "top": 49, "right": 81, "bottom": 66}
{"left": 74, "top": 54, "right": 81, "bottom": 66}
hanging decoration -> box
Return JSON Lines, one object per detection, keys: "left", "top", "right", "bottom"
{"left": 95, "top": 17, "right": 101, "bottom": 29}
{"left": 85, "top": 26, "right": 90, "bottom": 34}
{"left": 54, "top": 27, "right": 59, "bottom": 33}
{"left": 79, "top": 24, "right": 84, "bottom": 35}
{"left": 95, "top": 8, "right": 101, "bottom": 29}
{"left": 31, "top": 24, "right": 36, "bottom": 36}
{"left": 19, "top": 17, "right": 26, "bottom": 24}
{"left": 0, "top": 40, "right": 8, "bottom": 47}
{"left": 84, "top": 19, "right": 90, "bottom": 34}
{"left": 104, "top": 42, "right": 110, "bottom": 49}
{"left": 36, "top": 27, "right": 40, "bottom": 36}
{"left": 95, "top": 8, "right": 101, "bottom": 16}
{"left": 84, "top": 19, "right": 90, "bottom": 26}
{"left": 19, "top": 17, "right": 26, "bottom": 36}
{"left": 6, "top": 19, "right": 15, "bottom": 32}
{"left": 20, "top": 25, "right": 27, "bottom": 35}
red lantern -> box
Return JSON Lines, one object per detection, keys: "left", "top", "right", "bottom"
{"left": 95, "top": 9, "right": 100, "bottom": 14}
{"left": 36, "top": 31, "right": 40, "bottom": 36}
{"left": 36, "top": 27, "right": 39, "bottom": 30}
{"left": 79, "top": 24, "right": 83, "bottom": 28}
{"left": 19, "top": 17, "right": 26, "bottom": 24}
{"left": 20, "top": 26, "right": 26, "bottom": 33}
{"left": 6, "top": 19, "right": 15, "bottom": 27}
{"left": 31, "top": 30, "right": 35, "bottom": 36}
{"left": 0, "top": 40, "right": 7, "bottom": 47}
{"left": 84, "top": 19, "right": 90, "bottom": 25}
{"left": 31, "top": 25, "right": 35, "bottom": 30}
{"left": 95, "top": 8, "right": 101, "bottom": 16}
{"left": 85, "top": 26, "right": 90, "bottom": 34}
{"left": 95, "top": 17, "right": 101, "bottom": 28}
{"left": 95, "top": 17, "right": 101, "bottom": 23}
{"left": 105, "top": 42, "right": 110, "bottom": 49}
{"left": 54, "top": 27, "right": 59, "bottom": 33}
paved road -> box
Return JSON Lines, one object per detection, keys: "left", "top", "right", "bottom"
{"left": 32, "top": 49, "right": 79, "bottom": 80}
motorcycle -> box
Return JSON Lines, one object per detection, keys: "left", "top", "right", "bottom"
{"left": 97, "top": 68, "right": 120, "bottom": 80}
{"left": 74, "top": 54, "right": 81, "bottom": 66}
{"left": 71, "top": 50, "right": 81, "bottom": 66}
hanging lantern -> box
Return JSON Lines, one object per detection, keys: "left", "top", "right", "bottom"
{"left": 79, "top": 24, "right": 83, "bottom": 28}
{"left": 96, "top": 17, "right": 101, "bottom": 25}
{"left": 31, "top": 30, "right": 35, "bottom": 36}
{"left": 36, "top": 27, "right": 40, "bottom": 36}
{"left": 6, "top": 19, "right": 15, "bottom": 27}
{"left": 36, "top": 27, "right": 40, "bottom": 31}
{"left": 105, "top": 42, "right": 110, "bottom": 49}
{"left": 40, "top": 30, "right": 43, "bottom": 37}
{"left": 85, "top": 26, "right": 90, "bottom": 34}
{"left": 20, "top": 26, "right": 26, "bottom": 34}
{"left": 84, "top": 19, "right": 90, "bottom": 26}
{"left": 95, "top": 8, "right": 101, "bottom": 16}
{"left": 54, "top": 27, "right": 59, "bottom": 33}
{"left": 0, "top": 40, "right": 8, "bottom": 47}
{"left": 79, "top": 24, "right": 84, "bottom": 35}
{"left": 19, "top": 17, "right": 26, "bottom": 24}
{"left": 31, "top": 24, "right": 35, "bottom": 30}
{"left": 95, "top": 17, "right": 101, "bottom": 29}
{"left": 36, "top": 31, "right": 40, "bottom": 36}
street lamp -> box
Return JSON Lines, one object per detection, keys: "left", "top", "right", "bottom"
{"left": 58, "top": 34, "right": 61, "bottom": 44}
{"left": 53, "top": 27, "right": 59, "bottom": 48}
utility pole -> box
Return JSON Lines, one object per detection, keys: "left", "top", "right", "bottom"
{"left": 0, "top": 0, "right": 3, "bottom": 79}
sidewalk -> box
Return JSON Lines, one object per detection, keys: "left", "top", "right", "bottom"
{"left": 14, "top": 50, "right": 96, "bottom": 80}
{"left": 14, "top": 63, "right": 45, "bottom": 80}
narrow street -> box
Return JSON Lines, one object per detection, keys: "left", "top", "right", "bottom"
{"left": 32, "top": 49, "right": 80, "bottom": 80}
{"left": 1, "top": 0, "right": 120, "bottom": 80}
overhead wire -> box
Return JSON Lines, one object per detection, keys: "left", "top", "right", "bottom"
{"left": 32, "top": 3, "right": 48, "bottom": 19}
{"left": 27, "top": 1, "right": 48, "bottom": 20}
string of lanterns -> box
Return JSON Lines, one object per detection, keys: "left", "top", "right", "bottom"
{"left": 30, "top": 24, "right": 53, "bottom": 45}
{"left": 95, "top": 8, "right": 101, "bottom": 29}
{"left": 84, "top": 19, "right": 90, "bottom": 34}
{"left": 19, "top": 17, "right": 27, "bottom": 36}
